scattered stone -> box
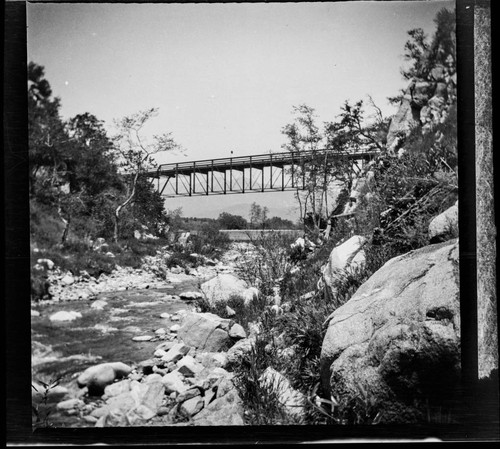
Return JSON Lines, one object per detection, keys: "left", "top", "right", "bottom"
{"left": 56, "top": 398, "right": 84, "bottom": 411}
{"left": 179, "top": 395, "right": 204, "bottom": 417}
{"left": 161, "top": 371, "right": 188, "bottom": 395}
{"left": 196, "top": 352, "right": 228, "bottom": 369}
{"left": 229, "top": 323, "right": 247, "bottom": 340}
{"left": 77, "top": 362, "right": 133, "bottom": 396}
{"left": 91, "top": 300, "right": 108, "bottom": 310}
{"left": 176, "top": 387, "right": 202, "bottom": 404}
{"left": 104, "top": 379, "right": 131, "bottom": 398}
{"left": 192, "top": 389, "right": 244, "bottom": 426}
{"left": 49, "top": 311, "right": 82, "bottom": 322}
{"left": 132, "top": 335, "right": 154, "bottom": 342}
{"left": 169, "top": 324, "right": 180, "bottom": 333}
{"left": 179, "top": 291, "right": 203, "bottom": 301}
{"left": 225, "top": 306, "right": 236, "bottom": 317}
{"left": 176, "top": 355, "right": 204, "bottom": 377}
{"left": 31, "top": 310, "right": 40, "bottom": 317}
{"left": 161, "top": 343, "right": 191, "bottom": 364}
{"left": 155, "top": 328, "right": 167, "bottom": 336}
{"left": 155, "top": 341, "right": 175, "bottom": 352}
{"left": 61, "top": 273, "right": 75, "bottom": 286}
{"left": 226, "top": 337, "right": 255, "bottom": 364}
{"left": 259, "top": 367, "right": 306, "bottom": 418}
{"left": 160, "top": 312, "right": 171, "bottom": 319}
{"left": 177, "top": 312, "right": 232, "bottom": 352}
{"left": 37, "top": 258, "right": 55, "bottom": 270}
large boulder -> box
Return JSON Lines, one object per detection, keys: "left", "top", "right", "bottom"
{"left": 177, "top": 312, "right": 233, "bottom": 352}
{"left": 428, "top": 201, "right": 458, "bottom": 243}
{"left": 322, "top": 235, "right": 367, "bottom": 297}
{"left": 200, "top": 274, "right": 257, "bottom": 306}
{"left": 320, "top": 240, "right": 460, "bottom": 423}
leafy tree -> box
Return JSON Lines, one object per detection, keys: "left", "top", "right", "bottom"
{"left": 28, "top": 62, "right": 70, "bottom": 197}
{"left": 111, "top": 107, "right": 182, "bottom": 242}
{"left": 217, "top": 212, "right": 248, "bottom": 230}
{"left": 249, "top": 202, "right": 269, "bottom": 229}
{"left": 281, "top": 101, "right": 388, "bottom": 237}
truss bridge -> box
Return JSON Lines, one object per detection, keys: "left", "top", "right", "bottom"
{"left": 144, "top": 149, "right": 377, "bottom": 197}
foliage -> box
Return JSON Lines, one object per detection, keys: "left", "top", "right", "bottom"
{"left": 32, "top": 377, "right": 64, "bottom": 428}
{"left": 111, "top": 107, "right": 182, "bottom": 242}
{"left": 401, "top": 7, "right": 456, "bottom": 80}
{"left": 189, "top": 222, "right": 232, "bottom": 257}
{"left": 248, "top": 202, "right": 269, "bottom": 229}
{"left": 236, "top": 231, "right": 296, "bottom": 297}
{"left": 217, "top": 212, "right": 248, "bottom": 230}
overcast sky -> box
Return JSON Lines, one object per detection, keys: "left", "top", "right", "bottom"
{"left": 27, "top": 1, "right": 455, "bottom": 220}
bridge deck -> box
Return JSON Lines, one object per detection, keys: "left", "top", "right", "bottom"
{"left": 144, "top": 149, "right": 378, "bottom": 197}
{"left": 145, "top": 149, "right": 377, "bottom": 178}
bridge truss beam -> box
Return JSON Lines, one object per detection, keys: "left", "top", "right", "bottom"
{"left": 144, "top": 149, "right": 376, "bottom": 197}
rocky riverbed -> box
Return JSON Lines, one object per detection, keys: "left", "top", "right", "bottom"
{"left": 31, "top": 243, "right": 259, "bottom": 427}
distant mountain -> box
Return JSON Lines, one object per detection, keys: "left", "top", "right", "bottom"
{"left": 167, "top": 191, "right": 300, "bottom": 222}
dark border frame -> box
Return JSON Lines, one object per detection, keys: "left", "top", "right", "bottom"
{"left": 5, "top": 0, "right": 498, "bottom": 444}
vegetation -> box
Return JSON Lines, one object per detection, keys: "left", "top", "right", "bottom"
{"left": 30, "top": 7, "right": 459, "bottom": 426}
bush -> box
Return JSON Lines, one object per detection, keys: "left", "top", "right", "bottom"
{"left": 236, "top": 231, "right": 296, "bottom": 297}
{"left": 190, "top": 223, "right": 231, "bottom": 257}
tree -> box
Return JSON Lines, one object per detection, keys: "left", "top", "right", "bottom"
{"left": 111, "top": 108, "right": 182, "bottom": 242}
{"left": 281, "top": 102, "right": 388, "bottom": 237}
{"left": 217, "top": 212, "right": 248, "bottom": 230}
{"left": 249, "top": 202, "right": 269, "bottom": 229}
{"left": 28, "top": 62, "right": 70, "bottom": 197}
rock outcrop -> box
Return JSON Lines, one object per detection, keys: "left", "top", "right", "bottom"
{"left": 320, "top": 239, "right": 460, "bottom": 423}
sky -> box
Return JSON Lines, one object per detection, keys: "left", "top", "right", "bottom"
{"left": 27, "top": 1, "right": 455, "bottom": 220}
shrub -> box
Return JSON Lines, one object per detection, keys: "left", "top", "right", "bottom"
{"left": 236, "top": 231, "right": 296, "bottom": 296}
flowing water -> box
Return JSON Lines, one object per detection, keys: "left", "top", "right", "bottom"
{"left": 31, "top": 280, "right": 199, "bottom": 386}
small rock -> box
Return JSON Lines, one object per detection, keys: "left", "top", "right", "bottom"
{"left": 154, "top": 349, "right": 168, "bottom": 358}
{"left": 179, "top": 395, "right": 204, "bottom": 417}
{"left": 161, "top": 343, "right": 190, "bottom": 364}
{"left": 229, "top": 323, "right": 247, "bottom": 340}
{"left": 83, "top": 415, "right": 98, "bottom": 424}
{"left": 56, "top": 398, "right": 84, "bottom": 411}
{"left": 169, "top": 324, "right": 180, "bottom": 333}
{"left": 176, "top": 387, "right": 202, "bottom": 403}
{"left": 155, "top": 328, "right": 167, "bottom": 336}
{"left": 37, "top": 258, "right": 55, "bottom": 270}
{"left": 160, "top": 312, "right": 171, "bottom": 319}
{"left": 155, "top": 341, "right": 175, "bottom": 352}
{"left": 91, "top": 300, "right": 108, "bottom": 310}
{"left": 170, "top": 315, "right": 181, "bottom": 322}
{"left": 103, "top": 379, "right": 131, "bottom": 398}
{"left": 179, "top": 291, "right": 203, "bottom": 301}
{"left": 132, "top": 335, "right": 154, "bottom": 342}
{"left": 176, "top": 355, "right": 204, "bottom": 378}
{"left": 161, "top": 371, "right": 188, "bottom": 395}
{"left": 61, "top": 273, "right": 75, "bottom": 285}
{"left": 31, "top": 310, "right": 40, "bottom": 317}
{"left": 49, "top": 311, "right": 82, "bottom": 322}
{"left": 225, "top": 306, "right": 236, "bottom": 317}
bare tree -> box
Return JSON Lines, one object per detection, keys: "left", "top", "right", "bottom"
{"left": 111, "top": 107, "right": 182, "bottom": 242}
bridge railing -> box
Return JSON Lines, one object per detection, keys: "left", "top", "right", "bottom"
{"left": 151, "top": 148, "right": 378, "bottom": 177}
